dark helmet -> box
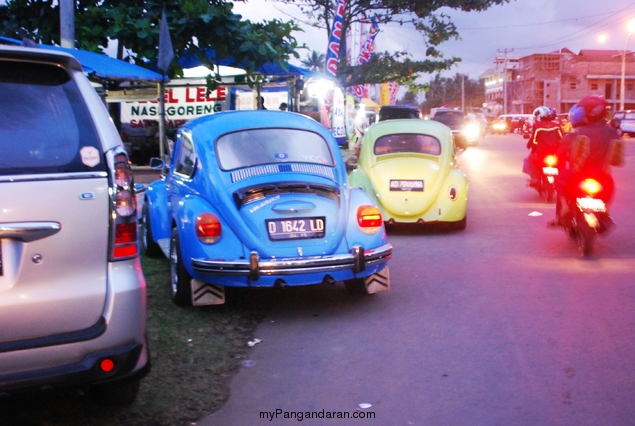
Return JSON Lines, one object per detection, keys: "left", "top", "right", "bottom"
{"left": 548, "top": 107, "right": 557, "bottom": 120}
{"left": 569, "top": 103, "right": 585, "bottom": 128}
{"left": 578, "top": 95, "right": 609, "bottom": 122}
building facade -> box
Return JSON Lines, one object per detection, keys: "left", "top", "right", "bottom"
{"left": 482, "top": 48, "right": 635, "bottom": 115}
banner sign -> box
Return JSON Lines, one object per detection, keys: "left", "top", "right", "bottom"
{"left": 121, "top": 86, "right": 227, "bottom": 136}
{"left": 325, "top": 0, "right": 347, "bottom": 77}
{"left": 351, "top": 20, "right": 380, "bottom": 98}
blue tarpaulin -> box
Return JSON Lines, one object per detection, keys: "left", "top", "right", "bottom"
{"left": 178, "top": 48, "right": 324, "bottom": 79}
{"left": 0, "top": 36, "right": 164, "bottom": 82}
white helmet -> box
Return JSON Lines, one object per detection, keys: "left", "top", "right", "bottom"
{"left": 533, "top": 106, "right": 550, "bottom": 121}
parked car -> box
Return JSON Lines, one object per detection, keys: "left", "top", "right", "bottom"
{"left": 142, "top": 110, "right": 392, "bottom": 304}
{"left": 0, "top": 46, "right": 150, "bottom": 405}
{"left": 378, "top": 105, "right": 422, "bottom": 121}
{"left": 348, "top": 119, "right": 469, "bottom": 229}
{"left": 430, "top": 108, "right": 480, "bottom": 149}
{"left": 611, "top": 110, "right": 635, "bottom": 137}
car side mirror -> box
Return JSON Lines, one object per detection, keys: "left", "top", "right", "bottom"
{"left": 149, "top": 157, "right": 165, "bottom": 170}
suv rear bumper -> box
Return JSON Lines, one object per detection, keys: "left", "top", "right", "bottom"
{"left": 0, "top": 258, "right": 149, "bottom": 395}
{"left": 0, "top": 342, "right": 149, "bottom": 396}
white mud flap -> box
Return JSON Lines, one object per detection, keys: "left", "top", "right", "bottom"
{"left": 365, "top": 267, "right": 390, "bottom": 294}
{"left": 191, "top": 279, "right": 225, "bottom": 305}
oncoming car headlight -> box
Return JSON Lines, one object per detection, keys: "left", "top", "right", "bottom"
{"left": 463, "top": 123, "right": 481, "bottom": 141}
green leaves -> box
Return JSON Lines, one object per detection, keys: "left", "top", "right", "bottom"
{"left": 0, "top": 0, "right": 301, "bottom": 92}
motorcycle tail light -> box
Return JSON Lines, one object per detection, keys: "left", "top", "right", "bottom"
{"left": 544, "top": 155, "right": 557, "bottom": 167}
{"left": 357, "top": 205, "right": 383, "bottom": 234}
{"left": 580, "top": 179, "right": 602, "bottom": 195}
{"left": 196, "top": 213, "right": 222, "bottom": 244}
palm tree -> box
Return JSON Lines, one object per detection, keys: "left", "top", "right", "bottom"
{"left": 301, "top": 50, "right": 325, "bottom": 71}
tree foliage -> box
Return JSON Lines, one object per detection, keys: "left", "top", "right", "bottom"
{"left": 277, "top": 0, "right": 511, "bottom": 90}
{"left": 0, "top": 0, "right": 302, "bottom": 85}
{"left": 300, "top": 49, "right": 325, "bottom": 71}
{"left": 422, "top": 73, "right": 485, "bottom": 112}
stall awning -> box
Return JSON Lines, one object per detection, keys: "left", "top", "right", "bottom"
{"left": 0, "top": 36, "right": 164, "bottom": 83}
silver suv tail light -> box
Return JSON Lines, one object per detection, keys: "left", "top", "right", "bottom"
{"left": 109, "top": 151, "right": 139, "bottom": 261}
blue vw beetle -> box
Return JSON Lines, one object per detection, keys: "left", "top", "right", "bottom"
{"left": 142, "top": 110, "right": 392, "bottom": 306}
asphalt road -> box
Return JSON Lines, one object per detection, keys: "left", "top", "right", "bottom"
{"left": 198, "top": 132, "right": 635, "bottom": 426}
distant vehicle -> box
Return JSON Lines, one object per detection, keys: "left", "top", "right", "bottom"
{"left": 611, "top": 110, "right": 635, "bottom": 137}
{"left": 496, "top": 114, "right": 534, "bottom": 133}
{"left": 0, "top": 45, "right": 150, "bottom": 405}
{"left": 348, "top": 119, "right": 469, "bottom": 229}
{"left": 142, "top": 110, "right": 393, "bottom": 302}
{"left": 430, "top": 108, "right": 480, "bottom": 149}
{"left": 378, "top": 105, "right": 422, "bottom": 121}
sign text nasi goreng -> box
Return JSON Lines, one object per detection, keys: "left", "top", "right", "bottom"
{"left": 121, "top": 86, "right": 228, "bottom": 137}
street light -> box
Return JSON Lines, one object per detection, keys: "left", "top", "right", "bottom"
{"left": 620, "top": 19, "right": 635, "bottom": 110}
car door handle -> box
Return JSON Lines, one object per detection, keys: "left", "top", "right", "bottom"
{"left": 0, "top": 222, "right": 61, "bottom": 242}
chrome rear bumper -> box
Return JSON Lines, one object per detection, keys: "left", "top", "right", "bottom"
{"left": 191, "top": 243, "right": 392, "bottom": 281}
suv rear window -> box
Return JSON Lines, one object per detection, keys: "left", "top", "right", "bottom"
{"left": 0, "top": 60, "right": 104, "bottom": 175}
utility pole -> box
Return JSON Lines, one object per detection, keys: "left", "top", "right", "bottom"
{"left": 60, "top": 0, "right": 75, "bottom": 48}
{"left": 498, "top": 48, "right": 513, "bottom": 115}
{"left": 461, "top": 74, "right": 465, "bottom": 111}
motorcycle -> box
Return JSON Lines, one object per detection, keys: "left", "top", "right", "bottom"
{"left": 525, "top": 153, "right": 558, "bottom": 202}
{"left": 562, "top": 177, "right": 612, "bottom": 256}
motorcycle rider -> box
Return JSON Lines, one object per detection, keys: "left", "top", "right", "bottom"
{"left": 525, "top": 106, "right": 563, "bottom": 188}
{"left": 552, "top": 96, "right": 621, "bottom": 230}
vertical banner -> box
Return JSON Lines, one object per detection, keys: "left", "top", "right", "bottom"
{"left": 331, "top": 87, "right": 347, "bottom": 146}
{"left": 325, "top": 0, "right": 346, "bottom": 77}
{"left": 388, "top": 82, "right": 399, "bottom": 105}
{"left": 350, "top": 20, "right": 380, "bottom": 99}
{"left": 380, "top": 83, "right": 390, "bottom": 105}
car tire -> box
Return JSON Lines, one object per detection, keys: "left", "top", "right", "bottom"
{"left": 344, "top": 278, "right": 368, "bottom": 294}
{"left": 170, "top": 227, "right": 193, "bottom": 306}
{"left": 141, "top": 202, "right": 162, "bottom": 258}
{"left": 454, "top": 214, "right": 467, "bottom": 230}
{"left": 88, "top": 376, "right": 141, "bottom": 406}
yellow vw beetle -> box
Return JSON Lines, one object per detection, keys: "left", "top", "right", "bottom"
{"left": 349, "top": 119, "right": 469, "bottom": 229}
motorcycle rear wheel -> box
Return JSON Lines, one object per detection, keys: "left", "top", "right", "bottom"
{"left": 576, "top": 216, "right": 596, "bottom": 256}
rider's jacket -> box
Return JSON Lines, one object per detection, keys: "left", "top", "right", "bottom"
{"left": 527, "top": 120, "right": 563, "bottom": 156}
{"left": 559, "top": 120, "right": 620, "bottom": 174}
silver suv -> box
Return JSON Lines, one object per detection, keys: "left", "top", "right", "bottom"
{"left": 0, "top": 46, "right": 150, "bottom": 405}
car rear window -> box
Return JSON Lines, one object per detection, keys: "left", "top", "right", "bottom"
{"left": 216, "top": 128, "right": 335, "bottom": 170}
{"left": 433, "top": 111, "right": 465, "bottom": 126}
{"left": 624, "top": 112, "right": 635, "bottom": 119}
{"left": 0, "top": 60, "right": 104, "bottom": 176}
{"left": 374, "top": 133, "right": 441, "bottom": 156}
{"left": 379, "top": 107, "right": 421, "bottom": 121}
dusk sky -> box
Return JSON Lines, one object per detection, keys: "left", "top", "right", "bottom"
{"left": 234, "top": 0, "right": 635, "bottom": 82}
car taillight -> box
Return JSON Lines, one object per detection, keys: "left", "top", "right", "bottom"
{"left": 196, "top": 213, "right": 222, "bottom": 244}
{"left": 544, "top": 155, "right": 557, "bottom": 167}
{"left": 357, "top": 205, "right": 382, "bottom": 234}
{"left": 110, "top": 152, "right": 139, "bottom": 261}
{"left": 580, "top": 178, "right": 602, "bottom": 195}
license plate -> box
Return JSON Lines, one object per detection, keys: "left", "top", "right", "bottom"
{"left": 576, "top": 197, "right": 606, "bottom": 212}
{"left": 542, "top": 167, "right": 558, "bottom": 176}
{"left": 266, "top": 217, "right": 325, "bottom": 241}
{"left": 389, "top": 180, "right": 424, "bottom": 191}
